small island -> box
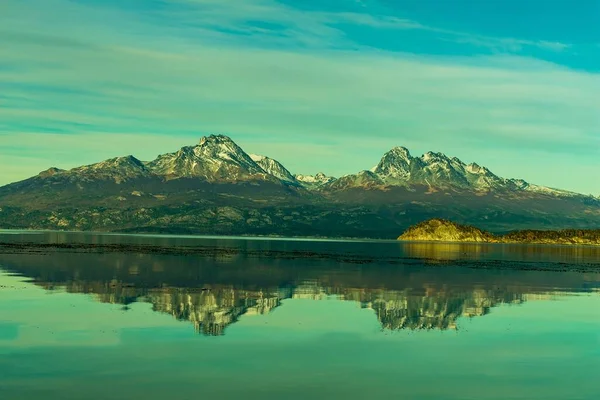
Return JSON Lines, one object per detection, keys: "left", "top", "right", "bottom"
{"left": 399, "top": 218, "right": 600, "bottom": 246}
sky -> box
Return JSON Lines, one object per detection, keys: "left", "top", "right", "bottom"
{"left": 1, "top": 0, "right": 599, "bottom": 194}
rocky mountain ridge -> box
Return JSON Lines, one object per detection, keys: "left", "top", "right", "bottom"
{"left": 363, "top": 146, "right": 580, "bottom": 196}
{"left": 8, "top": 134, "right": 593, "bottom": 196}
{"left": 1, "top": 134, "right": 598, "bottom": 237}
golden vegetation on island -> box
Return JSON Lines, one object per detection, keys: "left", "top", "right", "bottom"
{"left": 399, "top": 218, "right": 600, "bottom": 246}
{"left": 503, "top": 229, "right": 600, "bottom": 245}
{"left": 398, "top": 219, "right": 498, "bottom": 243}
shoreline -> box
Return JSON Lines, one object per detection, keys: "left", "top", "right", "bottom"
{"left": 1, "top": 227, "right": 600, "bottom": 247}
{"left": 1, "top": 241, "right": 599, "bottom": 272}
{"left": 0, "top": 228, "right": 391, "bottom": 243}
{"left": 397, "top": 239, "right": 600, "bottom": 248}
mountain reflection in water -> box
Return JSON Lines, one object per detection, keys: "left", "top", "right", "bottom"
{"left": 1, "top": 234, "right": 599, "bottom": 336}
{"left": 62, "top": 282, "right": 533, "bottom": 335}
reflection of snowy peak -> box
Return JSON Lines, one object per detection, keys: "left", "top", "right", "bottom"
{"left": 63, "top": 281, "right": 529, "bottom": 335}
{"left": 250, "top": 154, "right": 296, "bottom": 183}
{"left": 149, "top": 287, "right": 282, "bottom": 336}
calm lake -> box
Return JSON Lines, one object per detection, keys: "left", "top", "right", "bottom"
{"left": 1, "top": 231, "right": 599, "bottom": 399}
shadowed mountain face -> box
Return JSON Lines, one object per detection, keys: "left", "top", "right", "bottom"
{"left": 1, "top": 234, "right": 599, "bottom": 336}
{"left": 1, "top": 134, "right": 599, "bottom": 236}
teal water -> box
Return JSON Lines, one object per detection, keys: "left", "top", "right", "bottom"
{"left": 0, "top": 232, "right": 599, "bottom": 399}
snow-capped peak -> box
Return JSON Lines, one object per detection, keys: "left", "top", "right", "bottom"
{"left": 249, "top": 154, "right": 296, "bottom": 183}
{"left": 198, "top": 134, "right": 235, "bottom": 147}
{"left": 147, "top": 135, "right": 266, "bottom": 180}
{"left": 369, "top": 145, "right": 515, "bottom": 190}
{"left": 21, "top": 134, "right": 589, "bottom": 200}
{"left": 390, "top": 146, "right": 412, "bottom": 158}
{"left": 372, "top": 146, "right": 413, "bottom": 179}
{"left": 295, "top": 172, "right": 336, "bottom": 188}
{"left": 194, "top": 135, "right": 253, "bottom": 164}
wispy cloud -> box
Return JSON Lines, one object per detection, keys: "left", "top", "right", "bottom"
{"left": 166, "top": 0, "right": 574, "bottom": 54}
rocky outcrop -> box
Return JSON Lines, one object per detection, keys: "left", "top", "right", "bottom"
{"left": 399, "top": 218, "right": 600, "bottom": 245}
{"left": 399, "top": 218, "right": 497, "bottom": 243}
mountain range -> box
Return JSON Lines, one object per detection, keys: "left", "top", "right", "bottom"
{"left": 0, "top": 134, "right": 599, "bottom": 238}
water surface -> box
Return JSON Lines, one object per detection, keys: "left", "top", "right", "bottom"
{"left": 1, "top": 232, "right": 599, "bottom": 399}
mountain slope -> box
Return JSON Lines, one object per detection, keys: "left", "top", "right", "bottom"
{"left": 367, "top": 146, "right": 578, "bottom": 195}
{"left": 0, "top": 134, "right": 598, "bottom": 237}
{"left": 295, "top": 173, "right": 336, "bottom": 189}
{"left": 9, "top": 155, "right": 152, "bottom": 186}
{"left": 0, "top": 135, "right": 304, "bottom": 211}
{"left": 250, "top": 154, "right": 297, "bottom": 183}
{"left": 146, "top": 135, "right": 273, "bottom": 182}
{"left": 326, "top": 170, "right": 384, "bottom": 190}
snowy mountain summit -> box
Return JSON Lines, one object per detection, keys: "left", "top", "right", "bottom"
{"left": 295, "top": 172, "right": 336, "bottom": 189}
{"left": 360, "top": 146, "right": 574, "bottom": 195}
{"left": 250, "top": 154, "right": 296, "bottom": 183}
{"left": 370, "top": 147, "right": 507, "bottom": 190}
{"left": 147, "top": 135, "right": 270, "bottom": 181}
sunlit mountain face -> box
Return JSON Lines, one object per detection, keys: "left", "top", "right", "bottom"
{"left": 1, "top": 233, "right": 598, "bottom": 336}
{"left": 1, "top": 135, "right": 600, "bottom": 237}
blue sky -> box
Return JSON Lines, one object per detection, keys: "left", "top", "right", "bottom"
{"left": 1, "top": 0, "right": 599, "bottom": 194}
